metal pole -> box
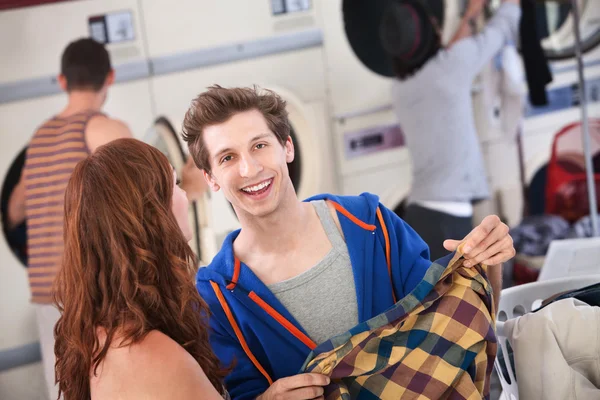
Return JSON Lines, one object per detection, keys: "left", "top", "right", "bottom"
{"left": 516, "top": 125, "right": 529, "bottom": 219}
{"left": 571, "top": 0, "right": 599, "bottom": 237}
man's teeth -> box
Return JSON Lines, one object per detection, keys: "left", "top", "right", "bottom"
{"left": 242, "top": 180, "right": 271, "bottom": 193}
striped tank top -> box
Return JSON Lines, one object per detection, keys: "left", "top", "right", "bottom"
{"left": 23, "top": 111, "right": 99, "bottom": 304}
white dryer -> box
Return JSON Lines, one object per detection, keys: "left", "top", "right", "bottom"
{"left": 140, "top": 0, "right": 338, "bottom": 255}
{"left": 522, "top": 1, "right": 600, "bottom": 192}
{"left": 477, "top": 0, "right": 600, "bottom": 225}
{"left": 0, "top": 1, "right": 153, "bottom": 398}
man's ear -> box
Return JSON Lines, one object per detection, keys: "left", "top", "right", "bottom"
{"left": 104, "top": 70, "right": 115, "bottom": 87}
{"left": 58, "top": 74, "right": 68, "bottom": 92}
{"left": 203, "top": 170, "right": 220, "bottom": 192}
{"left": 285, "top": 136, "right": 295, "bottom": 163}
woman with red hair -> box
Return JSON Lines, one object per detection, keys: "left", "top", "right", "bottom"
{"left": 53, "top": 138, "right": 228, "bottom": 400}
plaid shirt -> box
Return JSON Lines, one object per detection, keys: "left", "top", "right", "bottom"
{"left": 301, "top": 251, "right": 497, "bottom": 399}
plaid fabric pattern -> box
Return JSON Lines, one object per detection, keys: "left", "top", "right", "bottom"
{"left": 301, "top": 251, "right": 497, "bottom": 400}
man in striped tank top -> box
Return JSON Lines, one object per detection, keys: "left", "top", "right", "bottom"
{"left": 7, "top": 38, "right": 134, "bottom": 400}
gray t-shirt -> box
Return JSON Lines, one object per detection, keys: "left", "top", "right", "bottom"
{"left": 391, "top": 3, "right": 521, "bottom": 203}
{"left": 268, "top": 200, "right": 358, "bottom": 345}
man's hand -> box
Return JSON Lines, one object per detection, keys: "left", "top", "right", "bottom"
{"left": 443, "top": 215, "right": 515, "bottom": 267}
{"left": 448, "top": 0, "right": 486, "bottom": 46}
{"left": 465, "top": 0, "right": 486, "bottom": 20}
{"left": 257, "top": 373, "right": 330, "bottom": 400}
{"left": 180, "top": 157, "right": 208, "bottom": 201}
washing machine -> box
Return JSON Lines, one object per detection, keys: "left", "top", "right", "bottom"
{"left": 476, "top": 0, "right": 600, "bottom": 226}
{"left": 319, "top": 0, "right": 466, "bottom": 213}
{"left": 0, "top": 1, "right": 156, "bottom": 398}
{"left": 140, "top": 0, "right": 338, "bottom": 253}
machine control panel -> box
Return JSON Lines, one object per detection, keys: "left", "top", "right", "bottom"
{"left": 271, "top": 0, "right": 311, "bottom": 15}
{"left": 344, "top": 124, "right": 405, "bottom": 159}
{"left": 88, "top": 10, "right": 135, "bottom": 44}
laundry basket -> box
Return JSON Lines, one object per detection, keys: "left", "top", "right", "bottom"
{"left": 494, "top": 274, "right": 600, "bottom": 400}
{"left": 544, "top": 119, "right": 600, "bottom": 222}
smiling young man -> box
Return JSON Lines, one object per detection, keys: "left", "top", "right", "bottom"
{"left": 182, "top": 85, "right": 515, "bottom": 400}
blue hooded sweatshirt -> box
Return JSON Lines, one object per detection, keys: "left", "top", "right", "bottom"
{"left": 196, "top": 193, "right": 433, "bottom": 399}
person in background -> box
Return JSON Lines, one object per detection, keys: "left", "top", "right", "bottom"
{"left": 53, "top": 138, "right": 227, "bottom": 400}
{"left": 379, "top": 0, "right": 521, "bottom": 259}
{"left": 6, "top": 37, "right": 206, "bottom": 399}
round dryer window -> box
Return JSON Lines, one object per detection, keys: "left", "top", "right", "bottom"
{"left": 1, "top": 147, "right": 28, "bottom": 267}
{"left": 489, "top": 0, "right": 600, "bottom": 60}
{"left": 147, "top": 117, "right": 204, "bottom": 263}
{"left": 288, "top": 126, "right": 302, "bottom": 192}
{"left": 540, "top": 1, "right": 600, "bottom": 60}
{"left": 278, "top": 87, "right": 331, "bottom": 201}
{"left": 343, "top": 0, "right": 445, "bottom": 77}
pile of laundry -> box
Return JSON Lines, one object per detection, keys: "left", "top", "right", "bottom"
{"left": 508, "top": 214, "right": 600, "bottom": 284}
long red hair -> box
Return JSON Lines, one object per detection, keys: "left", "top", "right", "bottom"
{"left": 53, "top": 138, "right": 226, "bottom": 399}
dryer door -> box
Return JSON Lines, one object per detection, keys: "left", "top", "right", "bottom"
{"left": 1, "top": 148, "right": 27, "bottom": 267}
{"left": 486, "top": 0, "right": 600, "bottom": 60}
{"left": 539, "top": 0, "right": 600, "bottom": 60}
{"left": 284, "top": 90, "right": 326, "bottom": 199}
{"left": 265, "top": 85, "right": 336, "bottom": 200}
{"left": 145, "top": 117, "right": 208, "bottom": 264}
{"left": 342, "top": 0, "right": 448, "bottom": 78}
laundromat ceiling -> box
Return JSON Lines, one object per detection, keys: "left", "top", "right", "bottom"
{"left": 0, "top": 0, "right": 66, "bottom": 11}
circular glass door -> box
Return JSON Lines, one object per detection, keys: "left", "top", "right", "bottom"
{"left": 541, "top": 0, "right": 600, "bottom": 60}
{"left": 1, "top": 148, "right": 28, "bottom": 267}
{"left": 342, "top": 0, "right": 446, "bottom": 77}
{"left": 288, "top": 125, "right": 302, "bottom": 192}
{"left": 488, "top": 0, "right": 600, "bottom": 60}
{"left": 147, "top": 117, "right": 204, "bottom": 263}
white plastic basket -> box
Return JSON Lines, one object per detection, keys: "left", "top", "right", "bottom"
{"left": 494, "top": 274, "right": 600, "bottom": 400}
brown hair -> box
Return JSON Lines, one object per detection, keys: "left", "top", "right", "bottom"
{"left": 61, "top": 38, "right": 112, "bottom": 92}
{"left": 53, "top": 138, "right": 227, "bottom": 400}
{"left": 182, "top": 84, "right": 290, "bottom": 172}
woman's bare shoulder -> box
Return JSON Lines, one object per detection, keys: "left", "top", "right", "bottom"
{"left": 94, "top": 330, "right": 223, "bottom": 400}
